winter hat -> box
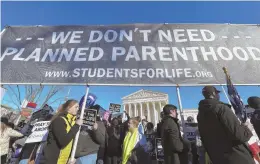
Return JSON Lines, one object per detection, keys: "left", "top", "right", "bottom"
{"left": 1, "top": 117, "right": 8, "bottom": 125}
{"left": 247, "top": 96, "right": 260, "bottom": 110}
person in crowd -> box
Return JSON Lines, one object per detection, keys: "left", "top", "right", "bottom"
{"left": 117, "top": 115, "right": 123, "bottom": 124}
{"left": 105, "top": 118, "right": 121, "bottom": 164}
{"left": 136, "top": 116, "right": 145, "bottom": 135}
{"left": 160, "top": 104, "right": 190, "bottom": 164}
{"left": 39, "top": 99, "right": 83, "bottom": 164}
{"left": 185, "top": 116, "right": 199, "bottom": 164}
{"left": 1, "top": 117, "right": 23, "bottom": 164}
{"left": 90, "top": 105, "right": 107, "bottom": 164}
{"left": 156, "top": 112, "right": 164, "bottom": 137}
{"left": 120, "top": 111, "right": 130, "bottom": 146}
{"left": 122, "top": 117, "right": 149, "bottom": 164}
{"left": 16, "top": 114, "right": 54, "bottom": 164}
{"left": 75, "top": 122, "right": 106, "bottom": 164}
{"left": 195, "top": 129, "right": 206, "bottom": 164}
{"left": 145, "top": 122, "right": 154, "bottom": 135}
{"left": 197, "top": 86, "right": 254, "bottom": 164}
{"left": 141, "top": 117, "right": 148, "bottom": 133}
{"left": 248, "top": 96, "right": 260, "bottom": 139}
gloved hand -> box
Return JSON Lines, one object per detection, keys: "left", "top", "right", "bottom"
{"left": 97, "top": 159, "right": 104, "bottom": 164}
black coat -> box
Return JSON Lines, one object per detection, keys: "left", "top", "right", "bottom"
{"left": 39, "top": 113, "right": 80, "bottom": 164}
{"left": 106, "top": 126, "right": 121, "bottom": 157}
{"left": 160, "top": 116, "right": 190, "bottom": 164}
{"left": 75, "top": 121, "right": 106, "bottom": 158}
{"left": 197, "top": 99, "right": 254, "bottom": 164}
{"left": 251, "top": 109, "right": 260, "bottom": 139}
{"left": 127, "top": 145, "right": 152, "bottom": 164}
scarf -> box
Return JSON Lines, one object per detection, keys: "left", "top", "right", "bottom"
{"left": 122, "top": 128, "right": 138, "bottom": 164}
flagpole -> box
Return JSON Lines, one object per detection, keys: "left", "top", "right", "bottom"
{"left": 221, "top": 85, "right": 232, "bottom": 106}
{"left": 221, "top": 85, "right": 235, "bottom": 114}
{"left": 65, "top": 87, "right": 71, "bottom": 102}
{"left": 222, "top": 67, "right": 236, "bottom": 114}
{"left": 176, "top": 85, "right": 186, "bottom": 137}
{"left": 15, "top": 99, "right": 28, "bottom": 126}
{"left": 69, "top": 85, "right": 90, "bottom": 162}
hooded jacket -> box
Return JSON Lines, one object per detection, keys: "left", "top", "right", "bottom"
{"left": 40, "top": 112, "right": 80, "bottom": 164}
{"left": 198, "top": 98, "right": 254, "bottom": 164}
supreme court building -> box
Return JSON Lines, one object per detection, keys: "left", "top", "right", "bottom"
{"left": 122, "top": 89, "right": 199, "bottom": 126}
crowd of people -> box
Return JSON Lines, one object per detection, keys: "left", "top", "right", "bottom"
{"left": 0, "top": 86, "right": 260, "bottom": 164}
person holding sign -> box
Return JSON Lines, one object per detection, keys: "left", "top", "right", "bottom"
{"left": 39, "top": 100, "right": 83, "bottom": 164}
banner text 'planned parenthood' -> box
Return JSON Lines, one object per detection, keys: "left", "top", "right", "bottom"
{"left": 1, "top": 29, "right": 260, "bottom": 62}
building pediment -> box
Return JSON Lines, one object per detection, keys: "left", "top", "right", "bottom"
{"left": 122, "top": 89, "right": 168, "bottom": 101}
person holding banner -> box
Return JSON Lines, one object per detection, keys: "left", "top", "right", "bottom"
{"left": 197, "top": 86, "right": 255, "bottom": 164}
{"left": 39, "top": 100, "right": 83, "bottom": 164}
{"left": 1, "top": 117, "right": 23, "bottom": 164}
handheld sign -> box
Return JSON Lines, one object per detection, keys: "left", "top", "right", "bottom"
{"left": 109, "top": 103, "right": 121, "bottom": 112}
{"left": 155, "top": 138, "right": 164, "bottom": 161}
{"left": 82, "top": 109, "right": 97, "bottom": 129}
{"left": 146, "top": 134, "right": 156, "bottom": 159}
{"left": 25, "top": 121, "right": 50, "bottom": 143}
{"left": 184, "top": 123, "right": 198, "bottom": 142}
{"left": 103, "top": 111, "right": 110, "bottom": 121}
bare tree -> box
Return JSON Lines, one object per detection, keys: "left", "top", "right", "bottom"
{"left": 4, "top": 85, "right": 66, "bottom": 110}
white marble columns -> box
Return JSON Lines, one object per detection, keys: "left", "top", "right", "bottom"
{"left": 124, "top": 101, "right": 167, "bottom": 125}
{"left": 146, "top": 102, "right": 150, "bottom": 122}
{"left": 134, "top": 104, "right": 137, "bottom": 117}
{"left": 140, "top": 103, "right": 143, "bottom": 120}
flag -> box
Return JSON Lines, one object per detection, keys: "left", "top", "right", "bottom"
{"left": 26, "top": 102, "right": 37, "bottom": 109}
{"left": 79, "top": 93, "right": 97, "bottom": 109}
{"left": 223, "top": 67, "right": 247, "bottom": 123}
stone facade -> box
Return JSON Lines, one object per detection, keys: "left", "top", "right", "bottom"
{"left": 122, "top": 89, "right": 199, "bottom": 126}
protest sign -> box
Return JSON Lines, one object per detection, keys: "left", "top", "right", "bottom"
{"left": 103, "top": 111, "right": 110, "bottom": 121}
{"left": 184, "top": 123, "right": 198, "bottom": 142}
{"left": 146, "top": 134, "right": 156, "bottom": 159}
{"left": 82, "top": 109, "right": 97, "bottom": 129}
{"left": 109, "top": 103, "right": 121, "bottom": 112}
{"left": 1, "top": 24, "right": 260, "bottom": 85}
{"left": 25, "top": 121, "right": 50, "bottom": 143}
{"left": 155, "top": 138, "right": 164, "bottom": 161}
{"left": 31, "top": 109, "right": 49, "bottom": 122}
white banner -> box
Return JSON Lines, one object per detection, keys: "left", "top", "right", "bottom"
{"left": 25, "top": 121, "right": 50, "bottom": 144}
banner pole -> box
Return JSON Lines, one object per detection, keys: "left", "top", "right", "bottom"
{"left": 69, "top": 85, "right": 90, "bottom": 162}
{"left": 176, "top": 85, "right": 186, "bottom": 137}
{"left": 14, "top": 115, "right": 21, "bottom": 126}
{"left": 0, "top": 27, "right": 6, "bottom": 36}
